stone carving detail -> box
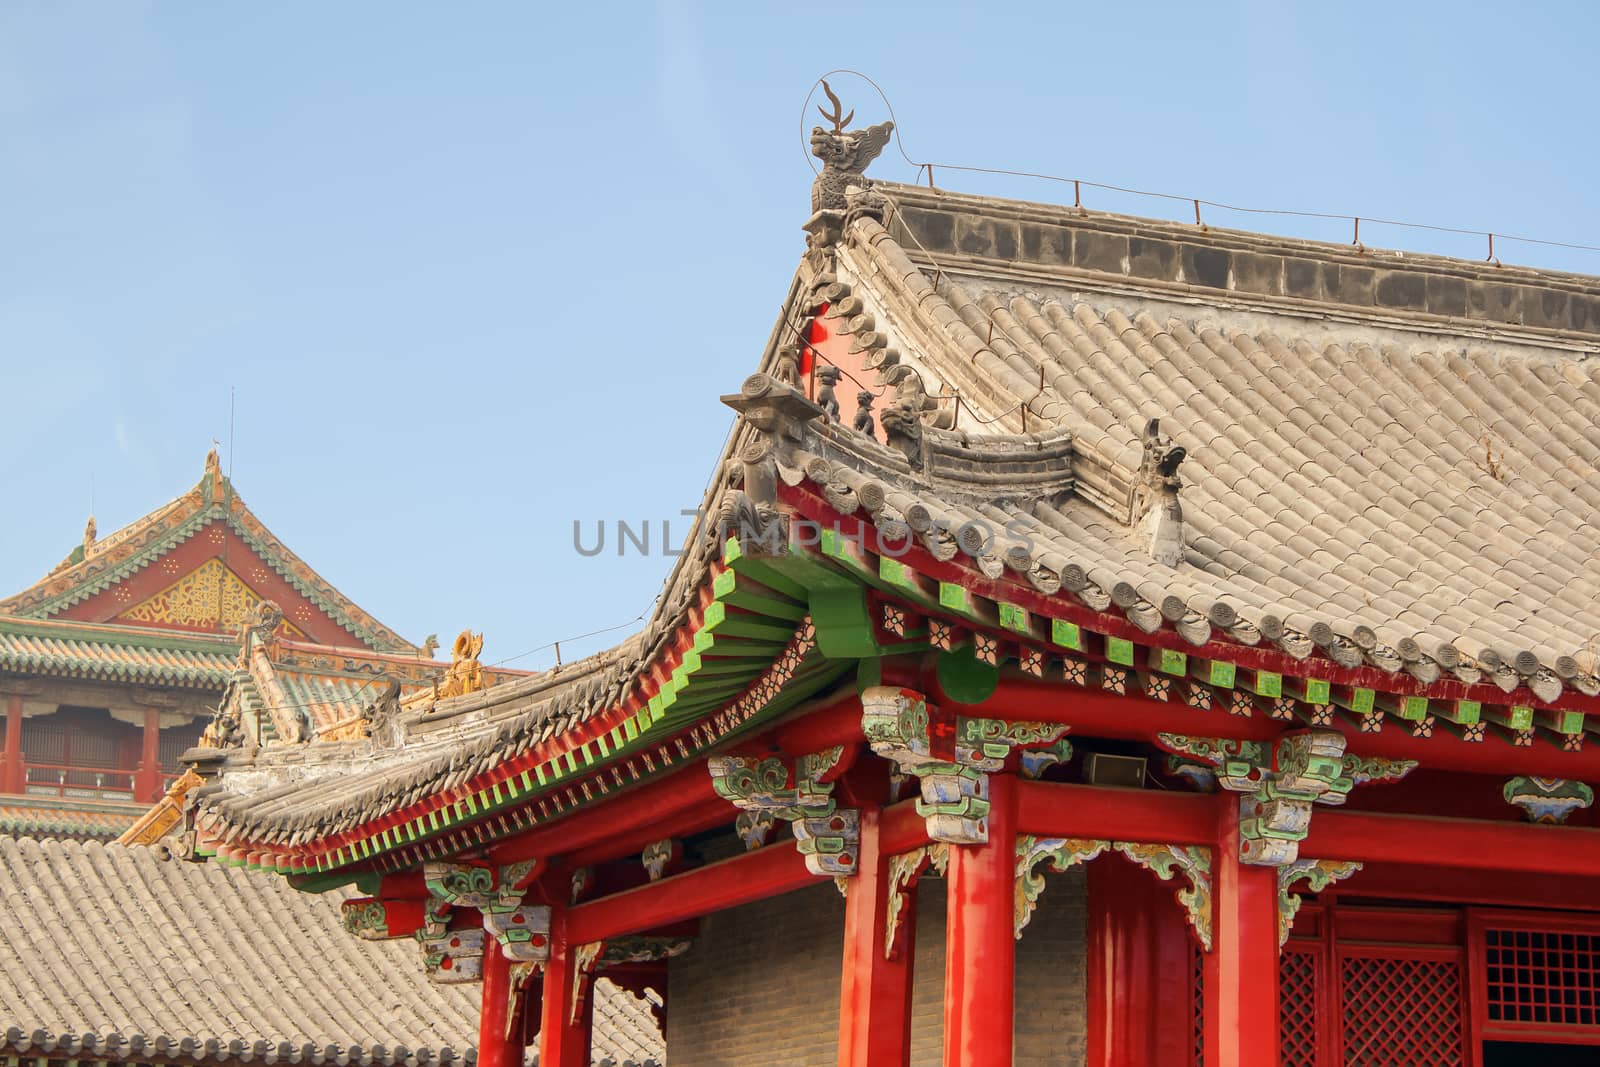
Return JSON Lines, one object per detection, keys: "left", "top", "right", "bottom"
{"left": 875, "top": 357, "right": 954, "bottom": 467}
{"left": 1504, "top": 776, "right": 1595, "bottom": 824}
{"left": 1278, "top": 859, "right": 1362, "bottom": 946}
{"left": 862, "top": 685, "right": 1068, "bottom": 844}
{"left": 809, "top": 81, "right": 893, "bottom": 215}
{"left": 852, "top": 389, "right": 877, "bottom": 438}
{"left": 1157, "top": 731, "right": 1415, "bottom": 866}
{"left": 815, "top": 365, "right": 843, "bottom": 420}
{"left": 1015, "top": 836, "right": 1109, "bottom": 937}
{"left": 708, "top": 746, "right": 858, "bottom": 875}
{"left": 1135, "top": 418, "right": 1186, "bottom": 566}
{"left": 712, "top": 375, "right": 825, "bottom": 556}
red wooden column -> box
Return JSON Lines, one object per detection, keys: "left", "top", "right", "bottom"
{"left": 3, "top": 695, "right": 22, "bottom": 794}
{"left": 537, "top": 900, "right": 594, "bottom": 1067}
{"left": 136, "top": 707, "right": 163, "bottom": 802}
{"left": 1205, "top": 796, "right": 1280, "bottom": 1067}
{"left": 944, "top": 773, "right": 1017, "bottom": 1067}
{"left": 477, "top": 935, "right": 520, "bottom": 1067}
{"left": 839, "top": 805, "right": 915, "bottom": 1067}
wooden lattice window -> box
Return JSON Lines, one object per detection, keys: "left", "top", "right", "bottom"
{"left": 1341, "top": 948, "right": 1465, "bottom": 1066}
{"left": 1281, "top": 945, "right": 1320, "bottom": 1067}
{"left": 1472, "top": 910, "right": 1600, "bottom": 1046}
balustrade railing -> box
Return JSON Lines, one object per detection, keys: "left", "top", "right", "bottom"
{"left": 22, "top": 761, "right": 137, "bottom": 801}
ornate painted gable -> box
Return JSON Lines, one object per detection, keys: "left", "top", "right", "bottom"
{"left": 0, "top": 450, "right": 417, "bottom": 654}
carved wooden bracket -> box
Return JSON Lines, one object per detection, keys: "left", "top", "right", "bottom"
{"left": 1504, "top": 776, "right": 1595, "bottom": 824}
{"left": 1014, "top": 835, "right": 1213, "bottom": 950}
{"left": 1157, "top": 731, "right": 1415, "bottom": 866}
{"left": 642, "top": 839, "right": 683, "bottom": 882}
{"left": 1278, "top": 858, "right": 1362, "bottom": 946}
{"left": 862, "top": 685, "right": 1069, "bottom": 844}
{"left": 883, "top": 843, "right": 949, "bottom": 960}
{"left": 708, "top": 746, "right": 858, "bottom": 875}
{"left": 420, "top": 860, "right": 549, "bottom": 964}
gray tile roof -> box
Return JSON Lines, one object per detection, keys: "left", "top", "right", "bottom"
{"left": 0, "top": 837, "right": 662, "bottom": 1066}
{"left": 187, "top": 179, "right": 1600, "bottom": 863}
{"left": 821, "top": 186, "right": 1600, "bottom": 697}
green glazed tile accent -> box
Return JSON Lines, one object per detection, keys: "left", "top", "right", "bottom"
{"left": 1348, "top": 688, "right": 1375, "bottom": 715}
{"left": 1106, "top": 637, "right": 1134, "bottom": 666}
{"left": 1208, "top": 660, "right": 1236, "bottom": 688}
{"left": 1450, "top": 700, "right": 1481, "bottom": 725}
{"left": 939, "top": 582, "right": 968, "bottom": 612}
{"left": 1305, "top": 679, "right": 1330, "bottom": 704}
{"left": 1508, "top": 705, "right": 1534, "bottom": 730}
{"left": 1556, "top": 709, "right": 1585, "bottom": 735}
{"left": 1252, "top": 671, "right": 1282, "bottom": 698}
{"left": 999, "top": 602, "right": 1030, "bottom": 633}
{"left": 1051, "top": 618, "right": 1083, "bottom": 651}
{"left": 1157, "top": 648, "right": 1186, "bottom": 676}
{"left": 1400, "top": 695, "right": 1428, "bottom": 721}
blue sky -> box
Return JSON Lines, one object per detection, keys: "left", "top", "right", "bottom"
{"left": 2, "top": 2, "right": 1595, "bottom": 669}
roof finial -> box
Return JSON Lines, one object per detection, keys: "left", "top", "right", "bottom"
{"left": 809, "top": 84, "right": 893, "bottom": 215}
{"left": 82, "top": 515, "right": 97, "bottom": 555}
{"left": 817, "top": 79, "right": 855, "bottom": 134}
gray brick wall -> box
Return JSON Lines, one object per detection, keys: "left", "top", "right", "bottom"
{"left": 910, "top": 868, "right": 1087, "bottom": 1067}
{"left": 667, "top": 864, "right": 1087, "bottom": 1066}
{"left": 666, "top": 882, "right": 845, "bottom": 1066}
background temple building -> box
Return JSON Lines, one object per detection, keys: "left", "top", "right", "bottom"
{"left": 20, "top": 100, "right": 1600, "bottom": 1067}
{"left": 0, "top": 452, "right": 505, "bottom": 841}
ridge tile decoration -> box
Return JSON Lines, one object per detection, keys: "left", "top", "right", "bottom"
{"left": 1503, "top": 775, "right": 1596, "bottom": 824}
{"left": 1157, "top": 731, "right": 1416, "bottom": 865}
{"left": 708, "top": 746, "right": 859, "bottom": 875}
{"left": 861, "top": 685, "right": 1069, "bottom": 844}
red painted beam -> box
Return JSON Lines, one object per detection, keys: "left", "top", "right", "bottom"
{"left": 1016, "top": 780, "right": 1217, "bottom": 845}
{"left": 488, "top": 766, "right": 716, "bottom": 865}
{"left": 775, "top": 691, "right": 865, "bottom": 756}
{"left": 1305, "top": 809, "right": 1600, "bottom": 876}
{"left": 928, "top": 671, "right": 1600, "bottom": 782}
{"left": 566, "top": 843, "right": 814, "bottom": 943}
{"left": 562, "top": 799, "right": 732, "bottom": 870}
{"left": 1335, "top": 862, "right": 1600, "bottom": 912}
{"left": 881, "top": 798, "right": 932, "bottom": 855}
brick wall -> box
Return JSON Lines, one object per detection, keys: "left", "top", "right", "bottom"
{"left": 667, "top": 866, "right": 1088, "bottom": 1066}
{"left": 666, "top": 882, "right": 845, "bottom": 1066}
{"left": 909, "top": 869, "right": 1088, "bottom": 1067}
